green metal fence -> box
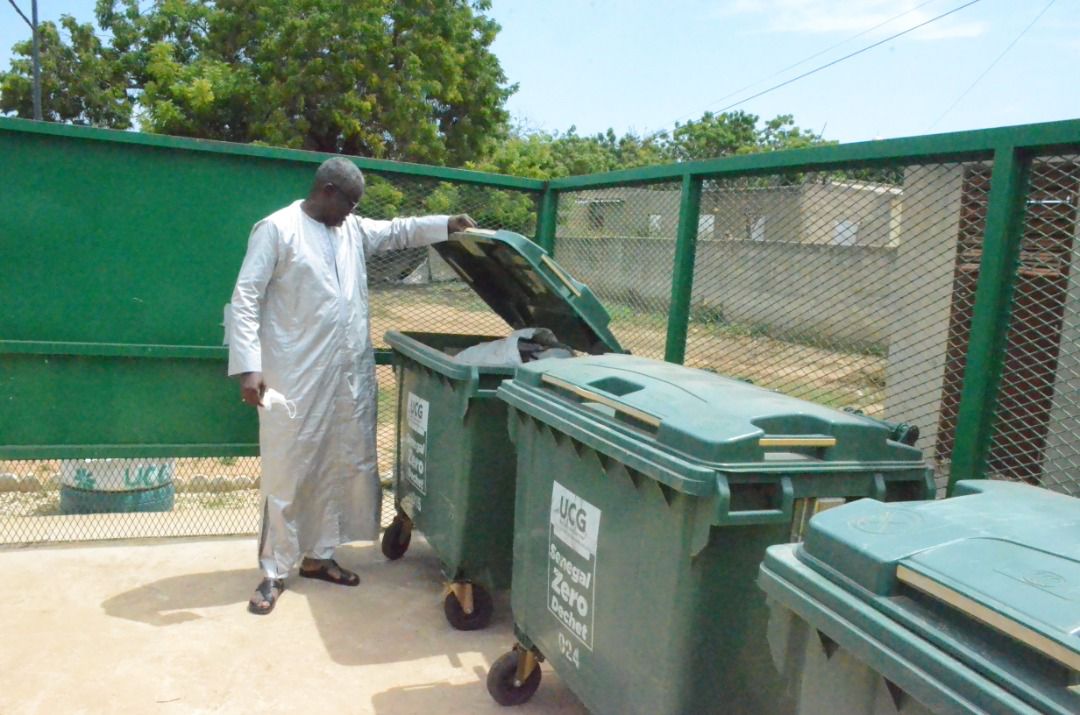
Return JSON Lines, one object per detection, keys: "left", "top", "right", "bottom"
{"left": 545, "top": 121, "right": 1080, "bottom": 499}
{"left": 2, "top": 117, "right": 1079, "bottom": 545}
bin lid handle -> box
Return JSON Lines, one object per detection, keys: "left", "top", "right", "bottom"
{"left": 541, "top": 255, "right": 582, "bottom": 298}
{"left": 759, "top": 436, "right": 836, "bottom": 448}
{"left": 897, "top": 563, "right": 1080, "bottom": 672}
{"left": 541, "top": 374, "right": 661, "bottom": 428}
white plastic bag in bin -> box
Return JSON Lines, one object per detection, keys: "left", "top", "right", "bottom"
{"left": 451, "top": 328, "right": 573, "bottom": 367}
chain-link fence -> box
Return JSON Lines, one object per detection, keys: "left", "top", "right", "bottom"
{"left": 1, "top": 366, "right": 405, "bottom": 543}
{"left": 545, "top": 129, "right": 1080, "bottom": 498}
{"left": 363, "top": 173, "right": 540, "bottom": 352}
{"left": 0, "top": 456, "right": 261, "bottom": 542}
{"left": 550, "top": 164, "right": 992, "bottom": 492}
{"left": 685, "top": 164, "right": 989, "bottom": 493}
{"left": 554, "top": 183, "right": 683, "bottom": 360}
{"left": 986, "top": 155, "right": 1080, "bottom": 496}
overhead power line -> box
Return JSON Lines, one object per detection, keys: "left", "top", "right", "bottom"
{"left": 6, "top": 0, "right": 31, "bottom": 28}
{"left": 642, "top": 0, "right": 983, "bottom": 143}
{"left": 689, "top": 0, "right": 944, "bottom": 121}
{"left": 710, "top": 0, "right": 983, "bottom": 116}
{"left": 928, "top": 0, "right": 1056, "bottom": 130}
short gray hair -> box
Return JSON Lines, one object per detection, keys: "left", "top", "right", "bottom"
{"left": 313, "top": 157, "right": 365, "bottom": 194}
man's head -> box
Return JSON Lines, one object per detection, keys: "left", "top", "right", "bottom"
{"left": 306, "top": 157, "right": 365, "bottom": 227}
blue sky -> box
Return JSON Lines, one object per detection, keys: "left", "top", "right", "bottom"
{"left": 2, "top": 0, "right": 1077, "bottom": 144}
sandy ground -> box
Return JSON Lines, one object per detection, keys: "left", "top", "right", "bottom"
{"left": 0, "top": 534, "right": 588, "bottom": 715}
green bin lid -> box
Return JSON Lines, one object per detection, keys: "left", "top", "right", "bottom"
{"left": 798, "top": 479, "right": 1080, "bottom": 674}
{"left": 502, "top": 354, "right": 924, "bottom": 470}
{"left": 434, "top": 229, "right": 622, "bottom": 355}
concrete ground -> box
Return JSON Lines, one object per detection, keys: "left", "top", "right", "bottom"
{"left": 0, "top": 535, "right": 588, "bottom": 715}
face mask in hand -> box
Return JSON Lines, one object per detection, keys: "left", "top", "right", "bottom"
{"left": 260, "top": 388, "right": 298, "bottom": 419}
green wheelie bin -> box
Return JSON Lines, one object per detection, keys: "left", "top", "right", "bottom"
{"left": 381, "top": 228, "right": 623, "bottom": 630}
{"left": 487, "top": 354, "right": 933, "bottom": 712}
{"left": 759, "top": 479, "right": 1079, "bottom": 715}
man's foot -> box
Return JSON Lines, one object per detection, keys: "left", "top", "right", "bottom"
{"left": 248, "top": 578, "right": 285, "bottom": 615}
{"left": 299, "top": 558, "right": 360, "bottom": 586}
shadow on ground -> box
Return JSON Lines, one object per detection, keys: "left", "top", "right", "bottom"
{"left": 102, "top": 566, "right": 253, "bottom": 626}
{"left": 302, "top": 541, "right": 516, "bottom": 667}
{"left": 100, "top": 540, "right": 525, "bottom": 669}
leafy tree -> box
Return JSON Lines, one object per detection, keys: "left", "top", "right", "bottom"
{"left": 665, "top": 110, "right": 828, "bottom": 162}
{"left": 0, "top": 16, "right": 133, "bottom": 127}
{"left": 102, "top": 0, "right": 512, "bottom": 163}
{"left": 2, "top": 3, "right": 828, "bottom": 176}
{"left": 2, "top": 1, "right": 514, "bottom": 165}
{"left": 756, "top": 114, "right": 829, "bottom": 153}
{"left": 448, "top": 127, "right": 662, "bottom": 232}
{"left": 470, "top": 112, "right": 828, "bottom": 181}
{"left": 470, "top": 125, "right": 665, "bottom": 178}
{"left": 455, "top": 113, "right": 829, "bottom": 230}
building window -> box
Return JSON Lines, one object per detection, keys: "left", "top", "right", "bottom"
{"left": 648, "top": 214, "right": 663, "bottom": 236}
{"left": 833, "top": 219, "right": 859, "bottom": 245}
{"left": 751, "top": 216, "right": 767, "bottom": 242}
{"left": 698, "top": 214, "right": 715, "bottom": 239}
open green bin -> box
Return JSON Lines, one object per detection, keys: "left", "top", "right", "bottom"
{"left": 758, "top": 479, "right": 1079, "bottom": 715}
{"left": 382, "top": 229, "right": 622, "bottom": 630}
{"left": 488, "top": 354, "right": 933, "bottom": 712}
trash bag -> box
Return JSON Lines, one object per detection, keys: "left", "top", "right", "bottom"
{"left": 451, "top": 328, "right": 574, "bottom": 367}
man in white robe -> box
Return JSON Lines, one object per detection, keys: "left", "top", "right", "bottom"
{"left": 228, "top": 157, "right": 475, "bottom": 614}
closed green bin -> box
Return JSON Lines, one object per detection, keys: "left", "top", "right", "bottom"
{"left": 758, "top": 479, "right": 1079, "bottom": 715}
{"left": 488, "top": 354, "right": 933, "bottom": 713}
{"left": 382, "top": 228, "right": 622, "bottom": 630}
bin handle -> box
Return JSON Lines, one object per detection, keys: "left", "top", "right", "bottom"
{"left": 759, "top": 436, "right": 837, "bottom": 448}
{"left": 541, "top": 375, "right": 660, "bottom": 428}
{"left": 541, "top": 255, "right": 582, "bottom": 298}
{"left": 715, "top": 476, "right": 795, "bottom": 526}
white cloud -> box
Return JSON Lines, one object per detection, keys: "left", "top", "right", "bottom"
{"left": 711, "top": 0, "right": 987, "bottom": 41}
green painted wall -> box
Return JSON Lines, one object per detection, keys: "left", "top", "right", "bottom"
{"left": 0, "top": 119, "right": 539, "bottom": 458}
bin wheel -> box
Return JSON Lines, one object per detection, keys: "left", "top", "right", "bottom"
{"left": 487, "top": 649, "right": 541, "bottom": 706}
{"left": 444, "top": 582, "right": 494, "bottom": 631}
{"left": 381, "top": 515, "right": 411, "bottom": 560}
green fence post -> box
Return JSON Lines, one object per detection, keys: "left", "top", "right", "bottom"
{"left": 536, "top": 186, "right": 559, "bottom": 255}
{"left": 665, "top": 174, "right": 702, "bottom": 364}
{"left": 948, "top": 146, "right": 1031, "bottom": 495}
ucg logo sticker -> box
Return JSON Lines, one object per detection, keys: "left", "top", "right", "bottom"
{"left": 559, "top": 497, "right": 589, "bottom": 533}
{"left": 406, "top": 392, "right": 429, "bottom": 436}
{"left": 550, "top": 481, "right": 601, "bottom": 560}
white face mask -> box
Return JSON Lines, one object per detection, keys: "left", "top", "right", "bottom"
{"left": 260, "top": 388, "right": 298, "bottom": 419}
